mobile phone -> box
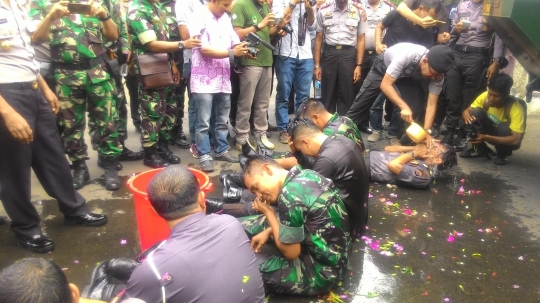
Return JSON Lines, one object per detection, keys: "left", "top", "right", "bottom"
{"left": 269, "top": 17, "right": 282, "bottom": 26}
{"left": 462, "top": 20, "right": 471, "bottom": 28}
{"left": 67, "top": 3, "right": 92, "bottom": 15}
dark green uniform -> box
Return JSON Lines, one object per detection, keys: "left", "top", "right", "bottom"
{"left": 240, "top": 166, "right": 351, "bottom": 295}
{"left": 126, "top": 0, "right": 177, "bottom": 147}
{"left": 323, "top": 112, "right": 366, "bottom": 153}
{"left": 30, "top": 0, "right": 122, "bottom": 161}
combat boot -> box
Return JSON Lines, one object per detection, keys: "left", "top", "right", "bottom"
{"left": 171, "top": 125, "right": 189, "bottom": 149}
{"left": 441, "top": 127, "right": 455, "bottom": 145}
{"left": 205, "top": 198, "right": 224, "bottom": 214}
{"left": 219, "top": 173, "right": 245, "bottom": 203}
{"left": 219, "top": 173, "right": 245, "bottom": 188}
{"left": 143, "top": 145, "right": 169, "bottom": 168}
{"left": 72, "top": 160, "right": 90, "bottom": 190}
{"left": 100, "top": 156, "right": 121, "bottom": 191}
{"left": 118, "top": 144, "right": 144, "bottom": 161}
{"left": 156, "top": 141, "right": 181, "bottom": 164}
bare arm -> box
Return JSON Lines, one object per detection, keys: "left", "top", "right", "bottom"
{"left": 481, "top": 132, "right": 522, "bottom": 146}
{"left": 374, "top": 22, "right": 386, "bottom": 54}
{"left": 179, "top": 24, "right": 190, "bottom": 41}
{"left": 387, "top": 153, "right": 414, "bottom": 175}
{"left": 32, "top": 1, "right": 70, "bottom": 45}
{"left": 275, "top": 157, "right": 298, "bottom": 170}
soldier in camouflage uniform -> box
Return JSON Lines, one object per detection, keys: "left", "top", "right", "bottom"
{"left": 238, "top": 156, "right": 350, "bottom": 295}
{"left": 126, "top": 0, "right": 199, "bottom": 167}
{"left": 162, "top": 0, "right": 189, "bottom": 149}
{"left": 31, "top": 0, "right": 123, "bottom": 190}
{"left": 89, "top": 0, "right": 144, "bottom": 168}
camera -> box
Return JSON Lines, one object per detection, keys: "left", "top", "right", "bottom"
{"left": 244, "top": 32, "right": 276, "bottom": 57}
{"left": 282, "top": 23, "right": 293, "bottom": 35}
{"left": 464, "top": 124, "right": 478, "bottom": 139}
{"left": 308, "top": 0, "right": 316, "bottom": 6}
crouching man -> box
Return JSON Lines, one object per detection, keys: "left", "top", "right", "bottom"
{"left": 239, "top": 156, "right": 351, "bottom": 295}
{"left": 460, "top": 73, "right": 526, "bottom": 165}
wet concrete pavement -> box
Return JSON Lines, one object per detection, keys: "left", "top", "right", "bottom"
{"left": 1, "top": 111, "right": 539, "bottom": 302}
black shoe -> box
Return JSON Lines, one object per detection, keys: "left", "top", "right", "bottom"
{"left": 171, "top": 134, "right": 190, "bottom": 149}
{"left": 239, "top": 154, "right": 248, "bottom": 171}
{"left": 119, "top": 146, "right": 144, "bottom": 161}
{"left": 99, "top": 156, "right": 122, "bottom": 191}
{"left": 441, "top": 128, "right": 455, "bottom": 145}
{"left": 143, "top": 146, "right": 169, "bottom": 168}
{"left": 358, "top": 126, "right": 373, "bottom": 134}
{"left": 219, "top": 173, "right": 244, "bottom": 188}
{"left": 494, "top": 155, "right": 509, "bottom": 165}
{"left": 241, "top": 141, "right": 258, "bottom": 158}
{"left": 18, "top": 234, "right": 55, "bottom": 253}
{"left": 199, "top": 159, "right": 214, "bottom": 172}
{"left": 205, "top": 198, "right": 224, "bottom": 214}
{"left": 64, "top": 213, "right": 108, "bottom": 226}
{"left": 460, "top": 143, "right": 494, "bottom": 159}
{"left": 453, "top": 137, "right": 468, "bottom": 151}
{"left": 156, "top": 141, "right": 181, "bottom": 164}
{"left": 222, "top": 177, "right": 243, "bottom": 203}
{"left": 215, "top": 152, "right": 239, "bottom": 163}
{"left": 256, "top": 136, "right": 274, "bottom": 157}
{"left": 72, "top": 160, "right": 90, "bottom": 190}
{"left": 98, "top": 158, "right": 123, "bottom": 171}
{"left": 268, "top": 124, "right": 279, "bottom": 132}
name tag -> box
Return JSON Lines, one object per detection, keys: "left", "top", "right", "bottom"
{"left": 0, "top": 18, "right": 7, "bottom": 24}
{"left": 345, "top": 19, "right": 358, "bottom": 27}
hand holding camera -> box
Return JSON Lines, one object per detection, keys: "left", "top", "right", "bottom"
{"left": 258, "top": 13, "right": 276, "bottom": 30}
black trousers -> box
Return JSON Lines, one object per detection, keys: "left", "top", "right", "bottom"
{"left": 0, "top": 87, "right": 88, "bottom": 238}
{"left": 443, "top": 50, "right": 487, "bottom": 130}
{"left": 346, "top": 55, "right": 386, "bottom": 129}
{"left": 321, "top": 47, "right": 356, "bottom": 115}
{"left": 470, "top": 108, "right": 521, "bottom": 157}
{"left": 126, "top": 73, "right": 141, "bottom": 129}
{"left": 391, "top": 77, "right": 429, "bottom": 142}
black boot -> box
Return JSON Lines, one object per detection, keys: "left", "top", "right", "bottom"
{"left": 156, "top": 141, "right": 181, "bottom": 164}
{"left": 256, "top": 136, "right": 273, "bottom": 157}
{"left": 431, "top": 124, "right": 441, "bottom": 138}
{"left": 206, "top": 198, "right": 224, "bottom": 214}
{"left": 241, "top": 141, "right": 258, "bottom": 158}
{"left": 119, "top": 144, "right": 144, "bottom": 161}
{"left": 441, "top": 127, "right": 455, "bottom": 145}
{"left": 143, "top": 145, "right": 169, "bottom": 168}
{"left": 219, "top": 173, "right": 245, "bottom": 203}
{"left": 453, "top": 128, "right": 468, "bottom": 151}
{"left": 172, "top": 126, "right": 190, "bottom": 149}
{"left": 72, "top": 160, "right": 90, "bottom": 190}
{"left": 239, "top": 154, "right": 248, "bottom": 171}
{"left": 98, "top": 157, "right": 123, "bottom": 171}
{"left": 100, "top": 156, "right": 121, "bottom": 191}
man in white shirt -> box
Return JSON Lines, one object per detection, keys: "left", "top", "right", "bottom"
{"left": 273, "top": 0, "right": 316, "bottom": 144}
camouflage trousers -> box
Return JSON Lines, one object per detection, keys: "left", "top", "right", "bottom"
{"left": 170, "top": 62, "right": 186, "bottom": 136}
{"left": 89, "top": 72, "right": 128, "bottom": 148}
{"left": 239, "top": 215, "right": 337, "bottom": 295}
{"left": 139, "top": 85, "right": 177, "bottom": 147}
{"left": 56, "top": 74, "right": 122, "bottom": 161}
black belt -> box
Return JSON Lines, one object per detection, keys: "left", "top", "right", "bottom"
{"left": 325, "top": 44, "right": 355, "bottom": 50}
{"left": 365, "top": 50, "right": 375, "bottom": 56}
{"left": 453, "top": 44, "right": 490, "bottom": 55}
{"left": 0, "top": 81, "right": 39, "bottom": 90}
{"left": 54, "top": 56, "right": 106, "bottom": 70}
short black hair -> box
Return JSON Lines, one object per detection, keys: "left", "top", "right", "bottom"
{"left": 487, "top": 73, "right": 513, "bottom": 97}
{"left": 437, "top": 143, "right": 457, "bottom": 171}
{"left": 0, "top": 258, "right": 72, "bottom": 303}
{"left": 295, "top": 98, "right": 326, "bottom": 118}
{"left": 286, "top": 117, "right": 321, "bottom": 142}
{"left": 148, "top": 165, "right": 201, "bottom": 220}
{"left": 420, "top": 0, "right": 442, "bottom": 13}
{"left": 244, "top": 156, "right": 282, "bottom": 177}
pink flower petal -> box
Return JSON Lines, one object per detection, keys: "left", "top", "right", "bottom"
{"left": 120, "top": 239, "right": 128, "bottom": 245}
{"left": 402, "top": 228, "right": 410, "bottom": 233}
{"left": 460, "top": 179, "right": 465, "bottom": 183}
{"left": 513, "top": 285, "right": 520, "bottom": 289}
{"left": 447, "top": 235, "right": 455, "bottom": 242}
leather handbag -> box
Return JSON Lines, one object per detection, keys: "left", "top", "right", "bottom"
{"left": 136, "top": 53, "right": 173, "bottom": 90}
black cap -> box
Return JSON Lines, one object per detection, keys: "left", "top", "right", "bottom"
{"left": 426, "top": 45, "right": 455, "bottom": 74}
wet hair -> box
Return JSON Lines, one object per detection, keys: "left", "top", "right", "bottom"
{"left": 287, "top": 117, "right": 321, "bottom": 143}
{"left": 419, "top": 0, "right": 442, "bottom": 13}
{"left": 148, "top": 165, "right": 200, "bottom": 220}
{"left": 0, "top": 258, "right": 73, "bottom": 303}
{"left": 487, "top": 73, "right": 513, "bottom": 97}
{"left": 295, "top": 98, "right": 327, "bottom": 118}
{"left": 437, "top": 143, "right": 457, "bottom": 171}
{"left": 244, "top": 156, "right": 282, "bottom": 177}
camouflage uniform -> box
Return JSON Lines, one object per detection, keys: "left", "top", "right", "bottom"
{"left": 126, "top": 0, "right": 177, "bottom": 148}
{"left": 162, "top": 0, "right": 185, "bottom": 139}
{"left": 30, "top": 0, "right": 122, "bottom": 161}
{"left": 323, "top": 112, "right": 366, "bottom": 153}
{"left": 239, "top": 166, "right": 351, "bottom": 295}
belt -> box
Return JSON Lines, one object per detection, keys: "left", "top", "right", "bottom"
{"left": 453, "top": 44, "right": 490, "bottom": 55}
{"left": 0, "top": 81, "right": 39, "bottom": 90}
{"left": 54, "top": 56, "right": 106, "bottom": 70}
{"left": 365, "top": 50, "right": 375, "bottom": 55}
{"left": 325, "top": 44, "right": 355, "bottom": 50}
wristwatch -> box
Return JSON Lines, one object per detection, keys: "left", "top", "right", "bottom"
{"left": 356, "top": 63, "right": 362, "bottom": 67}
{"left": 98, "top": 14, "right": 111, "bottom": 22}
{"left": 253, "top": 24, "right": 260, "bottom": 31}
{"left": 289, "top": 2, "right": 296, "bottom": 9}
{"left": 178, "top": 41, "right": 185, "bottom": 51}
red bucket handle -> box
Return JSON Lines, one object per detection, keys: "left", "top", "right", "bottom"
{"left": 202, "top": 182, "right": 214, "bottom": 192}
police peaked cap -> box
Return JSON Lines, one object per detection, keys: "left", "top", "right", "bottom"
{"left": 427, "top": 45, "right": 455, "bottom": 74}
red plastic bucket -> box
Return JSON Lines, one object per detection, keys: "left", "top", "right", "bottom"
{"left": 127, "top": 167, "right": 214, "bottom": 251}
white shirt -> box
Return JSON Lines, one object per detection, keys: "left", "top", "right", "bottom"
{"left": 362, "top": 0, "right": 393, "bottom": 51}
{"left": 384, "top": 43, "right": 443, "bottom": 95}
{"left": 272, "top": 0, "right": 315, "bottom": 59}
{"left": 175, "top": 0, "right": 208, "bottom": 63}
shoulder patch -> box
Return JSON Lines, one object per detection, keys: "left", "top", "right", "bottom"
{"left": 320, "top": 2, "right": 332, "bottom": 10}
{"left": 232, "top": 13, "right": 237, "bottom": 20}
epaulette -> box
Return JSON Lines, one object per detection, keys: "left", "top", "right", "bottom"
{"left": 320, "top": 2, "right": 332, "bottom": 10}
{"left": 383, "top": 0, "right": 395, "bottom": 8}
{"left": 351, "top": 2, "right": 365, "bottom": 12}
